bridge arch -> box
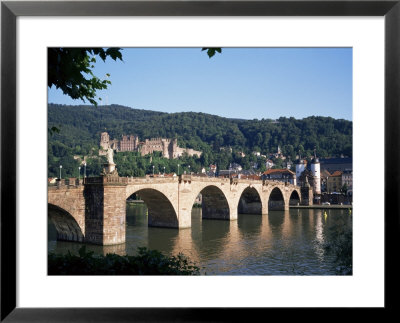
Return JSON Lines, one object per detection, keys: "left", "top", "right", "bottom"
{"left": 48, "top": 203, "right": 85, "bottom": 242}
{"left": 268, "top": 187, "right": 286, "bottom": 211}
{"left": 197, "top": 185, "right": 231, "bottom": 220}
{"left": 289, "top": 189, "right": 301, "bottom": 206}
{"left": 126, "top": 188, "right": 178, "bottom": 228}
{"left": 237, "top": 186, "right": 263, "bottom": 214}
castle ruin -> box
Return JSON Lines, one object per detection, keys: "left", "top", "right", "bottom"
{"left": 99, "top": 132, "right": 202, "bottom": 160}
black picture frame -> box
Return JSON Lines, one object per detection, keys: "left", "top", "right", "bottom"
{"left": 1, "top": 0, "right": 398, "bottom": 321}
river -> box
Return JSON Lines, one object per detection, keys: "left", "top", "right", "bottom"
{"left": 48, "top": 204, "right": 352, "bottom": 275}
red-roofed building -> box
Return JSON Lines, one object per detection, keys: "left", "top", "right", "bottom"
{"left": 262, "top": 168, "right": 296, "bottom": 185}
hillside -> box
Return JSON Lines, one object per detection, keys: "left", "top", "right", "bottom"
{"left": 48, "top": 103, "right": 352, "bottom": 178}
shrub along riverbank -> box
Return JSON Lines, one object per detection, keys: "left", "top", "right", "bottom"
{"left": 323, "top": 213, "right": 353, "bottom": 275}
{"left": 48, "top": 246, "right": 200, "bottom": 275}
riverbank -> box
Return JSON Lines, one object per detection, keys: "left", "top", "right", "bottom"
{"left": 290, "top": 205, "right": 352, "bottom": 209}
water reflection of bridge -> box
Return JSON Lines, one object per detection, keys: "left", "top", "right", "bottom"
{"left": 48, "top": 174, "right": 302, "bottom": 246}
{"left": 166, "top": 209, "right": 331, "bottom": 274}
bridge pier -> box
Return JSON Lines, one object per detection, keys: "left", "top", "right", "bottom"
{"left": 84, "top": 176, "right": 127, "bottom": 245}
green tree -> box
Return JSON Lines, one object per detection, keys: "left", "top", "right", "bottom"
{"left": 272, "top": 157, "right": 284, "bottom": 169}
{"left": 48, "top": 48, "right": 123, "bottom": 106}
{"left": 202, "top": 48, "right": 222, "bottom": 58}
{"left": 324, "top": 214, "right": 352, "bottom": 275}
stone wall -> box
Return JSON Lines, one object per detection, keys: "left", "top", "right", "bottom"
{"left": 102, "top": 184, "right": 127, "bottom": 245}
{"left": 84, "top": 182, "right": 127, "bottom": 245}
{"left": 83, "top": 183, "right": 104, "bottom": 244}
{"left": 301, "top": 186, "right": 313, "bottom": 206}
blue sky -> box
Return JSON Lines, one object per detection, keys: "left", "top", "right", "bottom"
{"left": 48, "top": 48, "right": 352, "bottom": 121}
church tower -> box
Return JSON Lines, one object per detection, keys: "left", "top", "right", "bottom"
{"left": 311, "top": 149, "right": 321, "bottom": 194}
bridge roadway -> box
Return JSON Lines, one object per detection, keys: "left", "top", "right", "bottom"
{"left": 48, "top": 174, "right": 302, "bottom": 246}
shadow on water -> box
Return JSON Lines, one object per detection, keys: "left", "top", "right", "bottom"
{"left": 237, "top": 213, "right": 263, "bottom": 237}
{"left": 147, "top": 227, "right": 180, "bottom": 253}
{"left": 267, "top": 210, "right": 286, "bottom": 230}
{"left": 126, "top": 202, "right": 181, "bottom": 254}
{"left": 200, "top": 218, "right": 231, "bottom": 258}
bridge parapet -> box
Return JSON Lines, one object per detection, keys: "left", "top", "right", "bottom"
{"left": 181, "top": 175, "right": 231, "bottom": 184}
{"left": 81, "top": 174, "right": 301, "bottom": 188}
{"left": 180, "top": 174, "right": 192, "bottom": 182}
{"left": 84, "top": 175, "right": 179, "bottom": 185}
{"left": 84, "top": 177, "right": 104, "bottom": 184}
{"left": 262, "top": 179, "right": 298, "bottom": 187}
{"left": 126, "top": 176, "right": 178, "bottom": 184}
{"left": 234, "top": 178, "right": 262, "bottom": 184}
{"left": 84, "top": 175, "right": 128, "bottom": 185}
{"left": 48, "top": 184, "right": 83, "bottom": 191}
{"left": 48, "top": 178, "right": 83, "bottom": 188}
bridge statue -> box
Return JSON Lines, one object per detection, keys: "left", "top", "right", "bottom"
{"left": 102, "top": 148, "right": 116, "bottom": 175}
{"left": 107, "top": 147, "right": 114, "bottom": 164}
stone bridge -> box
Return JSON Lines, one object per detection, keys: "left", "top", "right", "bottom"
{"left": 48, "top": 175, "right": 301, "bottom": 245}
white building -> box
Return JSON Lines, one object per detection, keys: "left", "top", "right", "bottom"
{"left": 310, "top": 154, "right": 321, "bottom": 194}
{"left": 265, "top": 159, "right": 274, "bottom": 169}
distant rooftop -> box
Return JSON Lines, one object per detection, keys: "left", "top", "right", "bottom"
{"left": 263, "top": 168, "right": 295, "bottom": 175}
{"left": 330, "top": 170, "right": 343, "bottom": 177}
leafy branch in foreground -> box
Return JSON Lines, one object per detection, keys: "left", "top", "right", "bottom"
{"left": 202, "top": 48, "right": 222, "bottom": 58}
{"left": 48, "top": 48, "right": 123, "bottom": 106}
{"left": 48, "top": 246, "right": 200, "bottom": 275}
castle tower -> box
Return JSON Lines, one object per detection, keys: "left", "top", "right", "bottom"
{"left": 100, "top": 132, "right": 110, "bottom": 150}
{"left": 295, "top": 152, "right": 306, "bottom": 185}
{"left": 162, "top": 139, "right": 170, "bottom": 159}
{"left": 172, "top": 138, "right": 178, "bottom": 158}
{"left": 311, "top": 149, "right": 321, "bottom": 194}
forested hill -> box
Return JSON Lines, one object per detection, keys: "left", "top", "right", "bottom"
{"left": 48, "top": 103, "right": 352, "bottom": 159}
